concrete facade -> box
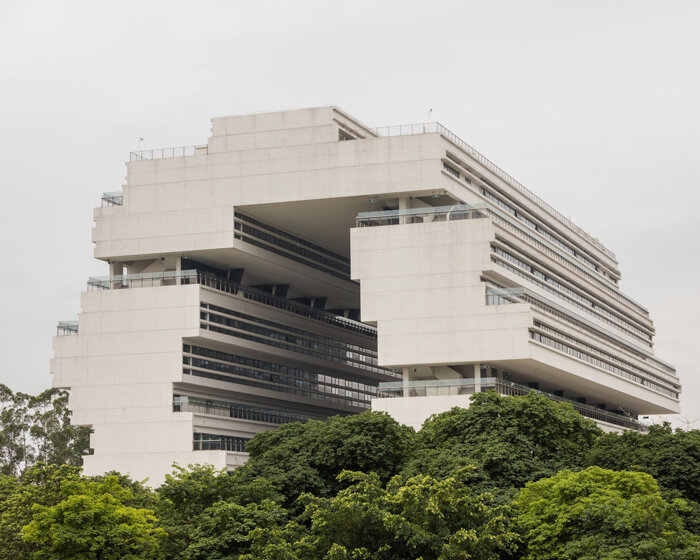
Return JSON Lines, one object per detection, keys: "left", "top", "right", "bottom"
{"left": 53, "top": 107, "right": 680, "bottom": 485}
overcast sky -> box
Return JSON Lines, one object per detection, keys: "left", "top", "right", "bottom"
{"left": 0, "top": 0, "right": 697, "bottom": 426}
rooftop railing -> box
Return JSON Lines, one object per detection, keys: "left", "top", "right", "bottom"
{"left": 356, "top": 204, "right": 486, "bottom": 227}
{"left": 101, "top": 191, "right": 123, "bottom": 206}
{"left": 376, "top": 377, "right": 646, "bottom": 431}
{"left": 129, "top": 144, "right": 207, "bottom": 161}
{"left": 87, "top": 269, "right": 377, "bottom": 338}
{"left": 372, "top": 122, "right": 616, "bottom": 261}
{"left": 56, "top": 320, "right": 78, "bottom": 335}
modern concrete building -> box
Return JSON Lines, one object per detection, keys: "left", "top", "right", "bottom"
{"left": 52, "top": 107, "right": 681, "bottom": 485}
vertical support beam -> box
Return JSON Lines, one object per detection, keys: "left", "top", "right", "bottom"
{"left": 402, "top": 367, "right": 411, "bottom": 398}
{"left": 398, "top": 197, "right": 411, "bottom": 224}
{"left": 175, "top": 256, "right": 182, "bottom": 285}
{"left": 474, "top": 363, "right": 481, "bottom": 393}
{"left": 109, "top": 261, "right": 123, "bottom": 289}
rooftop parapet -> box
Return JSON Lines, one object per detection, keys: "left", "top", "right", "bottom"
{"left": 372, "top": 121, "right": 616, "bottom": 262}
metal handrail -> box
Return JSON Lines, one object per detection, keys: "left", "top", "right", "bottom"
{"left": 101, "top": 191, "right": 123, "bottom": 206}
{"left": 355, "top": 201, "right": 648, "bottom": 317}
{"left": 376, "top": 377, "right": 646, "bottom": 431}
{"left": 356, "top": 204, "right": 486, "bottom": 226}
{"left": 372, "top": 122, "right": 616, "bottom": 261}
{"left": 56, "top": 320, "right": 78, "bottom": 335}
{"left": 86, "top": 270, "right": 377, "bottom": 337}
{"left": 129, "top": 144, "right": 207, "bottom": 161}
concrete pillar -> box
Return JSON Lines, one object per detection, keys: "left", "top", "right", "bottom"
{"left": 109, "top": 262, "right": 123, "bottom": 289}
{"left": 398, "top": 197, "right": 411, "bottom": 224}
{"left": 402, "top": 367, "right": 411, "bottom": 398}
{"left": 175, "top": 256, "right": 182, "bottom": 285}
{"left": 474, "top": 363, "right": 481, "bottom": 393}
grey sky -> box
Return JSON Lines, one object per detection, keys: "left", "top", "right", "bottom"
{"left": 1, "top": 0, "right": 697, "bottom": 426}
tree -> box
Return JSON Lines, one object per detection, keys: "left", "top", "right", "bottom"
{"left": 238, "top": 412, "right": 416, "bottom": 510}
{"left": 243, "top": 468, "right": 518, "bottom": 560}
{"left": 156, "top": 463, "right": 282, "bottom": 559}
{"left": 514, "top": 466, "right": 700, "bottom": 560}
{"left": 0, "top": 385, "right": 31, "bottom": 475}
{"left": 0, "top": 463, "right": 83, "bottom": 560}
{"left": 29, "top": 389, "right": 91, "bottom": 468}
{"left": 0, "top": 384, "right": 90, "bottom": 476}
{"left": 586, "top": 423, "right": 700, "bottom": 502}
{"left": 20, "top": 475, "right": 164, "bottom": 560}
{"left": 404, "top": 391, "right": 602, "bottom": 499}
{"left": 586, "top": 423, "right": 700, "bottom": 532}
{"left": 183, "top": 499, "right": 287, "bottom": 560}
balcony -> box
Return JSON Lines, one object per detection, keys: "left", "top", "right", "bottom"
{"left": 56, "top": 320, "right": 78, "bottom": 335}
{"left": 86, "top": 269, "right": 376, "bottom": 337}
{"left": 376, "top": 377, "right": 647, "bottom": 432}
{"left": 100, "top": 191, "right": 123, "bottom": 206}
{"left": 356, "top": 204, "right": 486, "bottom": 227}
{"left": 174, "top": 395, "right": 320, "bottom": 425}
{"left": 192, "top": 433, "right": 248, "bottom": 452}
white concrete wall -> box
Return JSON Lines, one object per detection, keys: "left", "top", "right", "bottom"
{"left": 52, "top": 284, "right": 215, "bottom": 486}
{"left": 351, "top": 218, "right": 534, "bottom": 367}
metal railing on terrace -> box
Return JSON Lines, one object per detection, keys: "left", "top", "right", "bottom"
{"left": 356, "top": 202, "right": 650, "bottom": 326}
{"left": 101, "top": 191, "right": 123, "bottom": 206}
{"left": 485, "top": 285, "right": 653, "bottom": 353}
{"left": 356, "top": 204, "right": 486, "bottom": 227}
{"left": 56, "top": 320, "right": 78, "bottom": 335}
{"left": 174, "top": 395, "right": 319, "bottom": 425}
{"left": 372, "top": 122, "right": 616, "bottom": 261}
{"left": 376, "top": 377, "right": 646, "bottom": 431}
{"left": 485, "top": 286, "right": 678, "bottom": 395}
{"left": 87, "top": 269, "right": 376, "bottom": 337}
{"left": 193, "top": 433, "right": 248, "bottom": 453}
{"left": 129, "top": 144, "right": 207, "bottom": 161}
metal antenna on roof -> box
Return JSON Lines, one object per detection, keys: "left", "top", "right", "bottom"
{"left": 424, "top": 109, "right": 433, "bottom": 133}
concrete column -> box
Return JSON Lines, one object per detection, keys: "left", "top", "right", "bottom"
{"left": 398, "top": 197, "right": 411, "bottom": 224}
{"left": 402, "top": 367, "right": 411, "bottom": 398}
{"left": 109, "top": 262, "right": 123, "bottom": 289}
{"left": 474, "top": 363, "right": 481, "bottom": 393}
{"left": 175, "top": 256, "right": 182, "bottom": 285}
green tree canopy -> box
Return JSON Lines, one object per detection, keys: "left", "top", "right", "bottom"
{"left": 586, "top": 423, "right": 700, "bottom": 503}
{"left": 237, "top": 411, "right": 416, "bottom": 510}
{"left": 21, "top": 475, "right": 164, "bottom": 560}
{"left": 514, "top": 466, "right": 700, "bottom": 560}
{"left": 404, "top": 391, "right": 602, "bottom": 498}
{"left": 0, "top": 463, "right": 83, "bottom": 560}
{"left": 156, "top": 463, "right": 282, "bottom": 559}
{"left": 243, "top": 468, "right": 518, "bottom": 560}
{"left": 0, "top": 384, "right": 90, "bottom": 477}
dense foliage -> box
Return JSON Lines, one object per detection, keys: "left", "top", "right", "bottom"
{"left": 0, "top": 384, "right": 90, "bottom": 476}
{"left": 1, "top": 387, "right": 698, "bottom": 559}
{"left": 404, "top": 391, "right": 602, "bottom": 499}
{"left": 514, "top": 467, "right": 699, "bottom": 560}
